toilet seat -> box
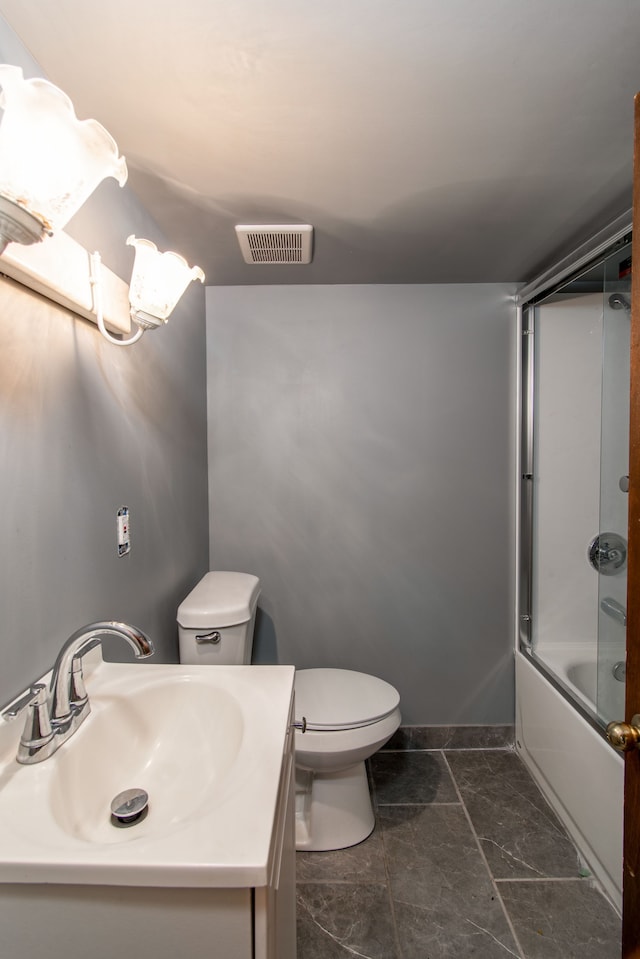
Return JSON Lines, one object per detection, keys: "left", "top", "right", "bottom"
{"left": 294, "top": 668, "right": 400, "bottom": 731}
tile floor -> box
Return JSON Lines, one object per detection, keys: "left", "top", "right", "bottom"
{"left": 296, "top": 731, "right": 621, "bottom": 959}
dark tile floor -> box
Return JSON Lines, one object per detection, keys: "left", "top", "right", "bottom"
{"left": 296, "top": 737, "right": 621, "bottom": 959}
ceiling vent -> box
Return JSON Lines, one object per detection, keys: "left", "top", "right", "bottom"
{"left": 235, "top": 224, "right": 313, "bottom": 265}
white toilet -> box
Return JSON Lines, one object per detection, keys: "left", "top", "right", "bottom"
{"left": 293, "top": 668, "right": 400, "bottom": 851}
{"left": 177, "top": 572, "right": 401, "bottom": 852}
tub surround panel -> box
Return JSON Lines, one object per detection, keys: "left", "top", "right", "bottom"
{"left": 206, "top": 283, "right": 517, "bottom": 725}
{"left": 532, "top": 295, "right": 603, "bottom": 653}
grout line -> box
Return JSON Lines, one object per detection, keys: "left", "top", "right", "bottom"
{"left": 295, "top": 876, "right": 390, "bottom": 886}
{"left": 378, "top": 822, "right": 404, "bottom": 959}
{"left": 367, "top": 764, "right": 405, "bottom": 956}
{"left": 371, "top": 756, "right": 413, "bottom": 958}
{"left": 442, "top": 751, "right": 527, "bottom": 959}
{"left": 494, "top": 876, "right": 592, "bottom": 884}
{"left": 295, "top": 874, "right": 370, "bottom": 882}
{"left": 376, "top": 801, "right": 461, "bottom": 807}
{"left": 370, "top": 760, "right": 405, "bottom": 958}
{"left": 380, "top": 745, "right": 515, "bottom": 753}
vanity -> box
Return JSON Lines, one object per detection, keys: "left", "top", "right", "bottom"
{"left": 0, "top": 658, "right": 296, "bottom": 959}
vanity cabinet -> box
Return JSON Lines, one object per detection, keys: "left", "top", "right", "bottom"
{"left": 0, "top": 664, "right": 296, "bottom": 959}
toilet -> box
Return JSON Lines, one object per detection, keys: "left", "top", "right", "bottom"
{"left": 293, "top": 668, "right": 400, "bottom": 851}
{"left": 177, "top": 572, "right": 401, "bottom": 852}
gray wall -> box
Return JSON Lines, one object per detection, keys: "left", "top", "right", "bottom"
{"left": 0, "top": 20, "right": 209, "bottom": 705}
{"left": 206, "top": 284, "right": 516, "bottom": 725}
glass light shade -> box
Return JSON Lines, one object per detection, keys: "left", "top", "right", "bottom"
{"left": 0, "top": 65, "right": 127, "bottom": 242}
{"left": 126, "top": 236, "right": 205, "bottom": 329}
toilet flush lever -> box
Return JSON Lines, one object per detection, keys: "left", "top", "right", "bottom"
{"left": 195, "top": 631, "right": 221, "bottom": 645}
{"left": 292, "top": 717, "right": 307, "bottom": 733}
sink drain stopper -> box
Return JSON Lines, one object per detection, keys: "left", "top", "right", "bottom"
{"left": 110, "top": 787, "right": 149, "bottom": 827}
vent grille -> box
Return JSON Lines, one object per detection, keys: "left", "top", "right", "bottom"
{"left": 235, "top": 224, "right": 313, "bottom": 265}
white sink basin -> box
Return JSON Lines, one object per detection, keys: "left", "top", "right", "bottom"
{"left": 50, "top": 677, "right": 244, "bottom": 844}
{"left": 0, "top": 659, "right": 294, "bottom": 887}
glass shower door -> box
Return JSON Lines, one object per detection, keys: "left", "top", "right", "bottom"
{"left": 521, "top": 234, "right": 634, "bottom": 730}
{"left": 595, "top": 243, "right": 632, "bottom": 724}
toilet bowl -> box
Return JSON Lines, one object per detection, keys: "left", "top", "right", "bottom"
{"left": 294, "top": 668, "right": 401, "bottom": 851}
{"left": 177, "top": 574, "right": 401, "bottom": 852}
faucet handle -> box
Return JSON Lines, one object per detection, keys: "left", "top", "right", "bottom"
{"left": 1, "top": 684, "right": 55, "bottom": 763}
{"left": 2, "top": 682, "right": 49, "bottom": 724}
{"left": 18, "top": 684, "right": 52, "bottom": 743}
{"left": 15, "top": 684, "right": 56, "bottom": 764}
{"left": 69, "top": 656, "right": 89, "bottom": 709}
{"left": 2, "top": 683, "right": 44, "bottom": 722}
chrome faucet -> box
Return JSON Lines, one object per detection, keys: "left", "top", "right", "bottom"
{"left": 49, "top": 622, "right": 154, "bottom": 725}
{"left": 1, "top": 622, "right": 154, "bottom": 764}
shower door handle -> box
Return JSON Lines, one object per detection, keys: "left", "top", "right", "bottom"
{"left": 606, "top": 715, "right": 640, "bottom": 752}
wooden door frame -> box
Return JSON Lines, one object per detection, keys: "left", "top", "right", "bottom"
{"left": 623, "top": 90, "right": 640, "bottom": 958}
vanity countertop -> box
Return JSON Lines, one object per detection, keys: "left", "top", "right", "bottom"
{"left": 0, "top": 660, "right": 295, "bottom": 888}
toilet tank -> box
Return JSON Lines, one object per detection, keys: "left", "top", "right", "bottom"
{"left": 177, "top": 571, "right": 261, "bottom": 665}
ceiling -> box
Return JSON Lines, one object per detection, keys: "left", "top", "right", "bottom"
{"left": 1, "top": 0, "right": 639, "bottom": 286}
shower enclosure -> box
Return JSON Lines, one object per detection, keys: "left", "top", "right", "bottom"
{"left": 516, "top": 231, "right": 631, "bottom": 911}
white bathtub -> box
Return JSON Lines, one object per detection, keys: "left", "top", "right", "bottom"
{"left": 532, "top": 641, "right": 626, "bottom": 721}
{"left": 516, "top": 649, "right": 623, "bottom": 911}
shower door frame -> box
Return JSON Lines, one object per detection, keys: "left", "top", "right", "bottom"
{"left": 518, "top": 234, "right": 632, "bottom": 733}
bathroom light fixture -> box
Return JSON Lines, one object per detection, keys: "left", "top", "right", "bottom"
{"left": 1, "top": 230, "right": 132, "bottom": 334}
{"left": 0, "top": 64, "right": 127, "bottom": 254}
{"left": 91, "top": 237, "right": 205, "bottom": 346}
{"left": 0, "top": 64, "right": 202, "bottom": 347}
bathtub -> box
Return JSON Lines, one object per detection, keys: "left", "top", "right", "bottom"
{"left": 531, "top": 641, "right": 626, "bottom": 721}
{"left": 516, "top": 649, "right": 623, "bottom": 911}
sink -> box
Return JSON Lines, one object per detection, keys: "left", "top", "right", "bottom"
{"left": 0, "top": 658, "right": 295, "bottom": 887}
{"left": 50, "top": 676, "right": 244, "bottom": 844}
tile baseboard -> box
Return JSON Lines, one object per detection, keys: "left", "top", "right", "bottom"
{"left": 382, "top": 724, "right": 515, "bottom": 751}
